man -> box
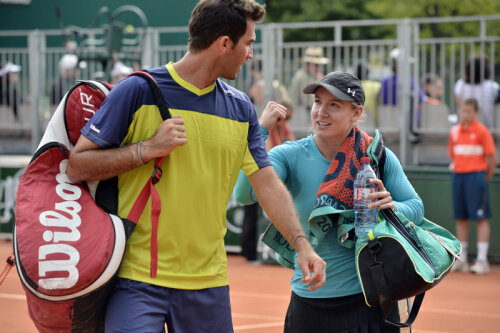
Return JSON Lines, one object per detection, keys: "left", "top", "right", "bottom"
{"left": 66, "top": 1, "right": 326, "bottom": 332}
{"left": 379, "top": 48, "right": 423, "bottom": 137}
{"left": 356, "top": 62, "right": 380, "bottom": 127}
{"left": 50, "top": 54, "right": 79, "bottom": 106}
{"left": 289, "top": 47, "right": 328, "bottom": 133}
{"left": 422, "top": 72, "right": 443, "bottom": 105}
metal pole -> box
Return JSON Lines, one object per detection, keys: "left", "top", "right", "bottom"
{"left": 28, "top": 30, "right": 43, "bottom": 153}
{"left": 397, "top": 19, "right": 411, "bottom": 166}
{"left": 261, "top": 24, "right": 276, "bottom": 107}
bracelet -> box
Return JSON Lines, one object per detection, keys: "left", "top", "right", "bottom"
{"left": 137, "top": 141, "right": 145, "bottom": 165}
{"left": 293, "top": 235, "right": 308, "bottom": 249}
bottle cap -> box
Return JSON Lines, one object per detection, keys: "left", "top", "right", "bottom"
{"left": 360, "top": 157, "right": 371, "bottom": 164}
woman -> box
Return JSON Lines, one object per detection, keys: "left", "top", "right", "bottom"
{"left": 234, "top": 71, "right": 424, "bottom": 332}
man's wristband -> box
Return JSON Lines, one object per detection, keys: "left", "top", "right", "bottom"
{"left": 293, "top": 235, "right": 308, "bottom": 249}
{"left": 137, "top": 141, "right": 145, "bottom": 165}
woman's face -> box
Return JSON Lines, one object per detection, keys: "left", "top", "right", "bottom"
{"left": 311, "top": 87, "right": 361, "bottom": 141}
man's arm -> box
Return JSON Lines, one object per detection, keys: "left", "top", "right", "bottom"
{"left": 66, "top": 115, "right": 187, "bottom": 183}
{"left": 486, "top": 153, "right": 497, "bottom": 181}
{"left": 248, "top": 166, "right": 326, "bottom": 291}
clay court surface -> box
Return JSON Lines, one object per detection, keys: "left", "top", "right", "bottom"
{"left": 0, "top": 239, "right": 499, "bottom": 333}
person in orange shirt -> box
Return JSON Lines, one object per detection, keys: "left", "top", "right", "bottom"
{"left": 449, "top": 98, "right": 497, "bottom": 274}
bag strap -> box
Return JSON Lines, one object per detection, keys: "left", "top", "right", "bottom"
{"left": 0, "top": 254, "right": 15, "bottom": 287}
{"left": 124, "top": 71, "right": 171, "bottom": 279}
{"left": 381, "top": 209, "right": 440, "bottom": 278}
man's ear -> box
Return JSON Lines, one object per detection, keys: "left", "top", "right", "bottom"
{"left": 218, "top": 36, "right": 231, "bottom": 53}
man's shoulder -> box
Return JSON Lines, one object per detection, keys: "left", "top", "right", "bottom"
{"left": 362, "top": 80, "right": 381, "bottom": 90}
{"left": 216, "top": 79, "right": 252, "bottom": 104}
{"left": 473, "top": 120, "right": 494, "bottom": 138}
{"left": 291, "top": 68, "right": 307, "bottom": 80}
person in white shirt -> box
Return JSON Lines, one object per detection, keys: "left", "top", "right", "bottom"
{"left": 454, "top": 55, "right": 499, "bottom": 129}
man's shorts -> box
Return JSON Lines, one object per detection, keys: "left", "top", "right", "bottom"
{"left": 452, "top": 171, "right": 491, "bottom": 220}
{"left": 105, "top": 278, "right": 233, "bottom": 333}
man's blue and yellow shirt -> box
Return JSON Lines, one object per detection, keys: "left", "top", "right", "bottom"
{"left": 82, "top": 62, "right": 270, "bottom": 289}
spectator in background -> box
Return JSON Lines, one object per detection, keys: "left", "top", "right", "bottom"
{"left": 449, "top": 98, "right": 496, "bottom": 275}
{"left": 265, "top": 99, "right": 296, "bottom": 151}
{"left": 50, "top": 54, "right": 79, "bottom": 106}
{"left": 289, "top": 46, "right": 329, "bottom": 114}
{"left": 241, "top": 100, "right": 295, "bottom": 263}
{"left": 379, "top": 48, "right": 423, "bottom": 131}
{"left": 249, "top": 73, "right": 290, "bottom": 115}
{"left": 241, "top": 56, "right": 265, "bottom": 263}
{"left": 422, "top": 72, "right": 443, "bottom": 105}
{"left": 245, "top": 56, "right": 262, "bottom": 98}
{"left": 356, "top": 62, "right": 381, "bottom": 125}
{"left": 454, "top": 55, "right": 499, "bottom": 130}
{"left": 111, "top": 62, "right": 134, "bottom": 85}
{"left": 242, "top": 62, "right": 294, "bottom": 263}
{"left": 0, "top": 62, "right": 22, "bottom": 121}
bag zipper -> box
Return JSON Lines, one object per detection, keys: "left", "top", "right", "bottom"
{"left": 382, "top": 209, "right": 439, "bottom": 278}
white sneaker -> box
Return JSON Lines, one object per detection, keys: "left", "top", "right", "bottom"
{"left": 451, "top": 260, "right": 469, "bottom": 272}
{"left": 470, "top": 260, "right": 490, "bottom": 274}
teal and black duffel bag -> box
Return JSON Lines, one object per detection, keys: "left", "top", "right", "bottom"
{"left": 355, "top": 208, "right": 461, "bottom": 328}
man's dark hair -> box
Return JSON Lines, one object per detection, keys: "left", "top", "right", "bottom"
{"left": 463, "top": 97, "right": 479, "bottom": 111}
{"left": 188, "top": 0, "right": 266, "bottom": 52}
{"left": 356, "top": 62, "right": 369, "bottom": 81}
{"left": 422, "top": 72, "right": 440, "bottom": 86}
{"left": 465, "top": 55, "right": 491, "bottom": 84}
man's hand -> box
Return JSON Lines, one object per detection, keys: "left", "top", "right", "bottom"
{"left": 249, "top": 167, "right": 326, "bottom": 291}
{"left": 142, "top": 115, "right": 187, "bottom": 161}
{"left": 295, "top": 236, "right": 326, "bottom": 291}
{"left": 67, "top": 115, "right": 187, "bottom": 183}
{"left": 259, "top": 101, "right": 288, "bottom": 131}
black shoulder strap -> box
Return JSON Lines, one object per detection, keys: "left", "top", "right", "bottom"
{"left": 128, "top": 71, "right": 171, "bottom": 121}
{"left": 367, "top": 129, "right": 387, "bottom": 183}
{"left": 95, "top": 71, "right": 171, "bottom": 215}
{"left": 378, "top": 147, "right": 386, "bottom": 184}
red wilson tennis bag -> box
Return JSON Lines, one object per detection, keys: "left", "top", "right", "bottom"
{"left": 14, "top": 73, "right": 170, "bottom": 332}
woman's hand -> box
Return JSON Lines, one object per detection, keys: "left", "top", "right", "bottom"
{"left": 366, "top": 178, "right": 396, "bottom": 212}
{"left": 259, "top": 101, "right": 288, "bottom": 131}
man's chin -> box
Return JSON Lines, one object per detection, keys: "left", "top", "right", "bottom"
{"left": 220, "top": 73, "right": 238, "bottom": 81}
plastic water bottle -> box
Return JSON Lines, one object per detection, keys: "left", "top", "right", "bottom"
{"left": 354, "top": 157, "right": 378, "bottom": 238}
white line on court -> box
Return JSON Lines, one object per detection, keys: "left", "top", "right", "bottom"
{"left": 421, "top": 307, "right": 500, "bottom": 320}
{"left": 232, "top": 313, "right": 283, "bottom": 321}
{"left": 0, "top": 293, "right": 25, "bottom": 301}
{"left": 230, "top": 291, "right": 289, "bottom": 300}
{"left": 233, "top": 321, "right": 283, "bottom": 331}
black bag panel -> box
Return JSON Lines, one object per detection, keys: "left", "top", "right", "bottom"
{"left": 95, "top": 177, "right": 119, "bottom": 214}
{"left": 358, "top": 237, "right": 437, "bottom": 307}
{"left": 69, "top": 280, "right": 115, "bottom": 333}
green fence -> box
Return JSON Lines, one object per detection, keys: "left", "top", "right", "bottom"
{"left": 405, "top": 166, "right": 500, "bottom": 263}
{"left": 0, "top": 157, "right": 29, "bottom": 238}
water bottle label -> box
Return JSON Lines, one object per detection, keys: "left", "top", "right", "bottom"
{"left": 355, "top": 187, "right": 375, "bottom": 202}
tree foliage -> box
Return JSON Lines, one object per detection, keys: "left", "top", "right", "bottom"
{"left": 265, "top": 0, "right": 391, "bottom": 42}
{"left": 265, "top": 0, "right": 500, "bottom": 40}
